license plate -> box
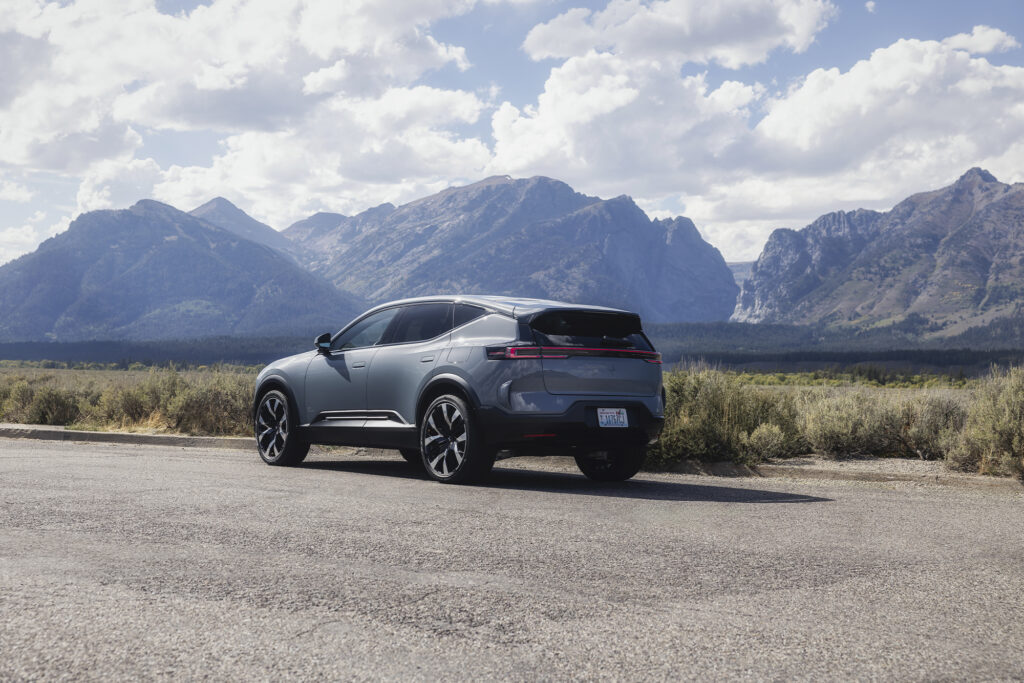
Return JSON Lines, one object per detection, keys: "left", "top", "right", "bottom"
{"left": 597, "top": 408, "right": 628, "bottom": 428}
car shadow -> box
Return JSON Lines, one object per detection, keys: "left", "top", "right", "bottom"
{"left": 298, "top": 459, "right": 831, "bottom": 504}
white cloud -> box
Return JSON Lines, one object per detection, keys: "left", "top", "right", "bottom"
{"left": 0, "top": 0, "right": 483, "bottom": 172}
{"left": 0, "top": 179, "right": 33, "bottom": 202}
{"left": 76, "top": 157, "right": 164, "bottom": 213}
{"left": 0, "top": 212, "right": 70, "bottom": 266}
{"left": 942, "top": 25, "right": 1020, "bottom": 54}
{"left": 492, "top": 23, "right": 1024, "bottom": 260}
{"left": 523, "top": 0, "right": 837, "bottom": 68}
{"left": 865, "top": 1, "right": 876, "bottom": 13}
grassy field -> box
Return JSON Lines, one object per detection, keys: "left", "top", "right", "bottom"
{"left": 1, "top": 361, "right": 1021, "bottom": 478}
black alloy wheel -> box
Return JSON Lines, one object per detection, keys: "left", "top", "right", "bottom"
{"left": 420, "top": 394, "right": 495, "bottom": 483}
{"left": 255, "top": 390, "right": 309, "bottom": 465}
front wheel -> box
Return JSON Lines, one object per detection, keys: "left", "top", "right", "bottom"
{"left": 574, "top": 447, "right": 646, "bottom": 482}
{"left": 255, "top": 390, "right": 309, "bottom": 466}
{"left": 420, "top": 394, "right": 495, "bottom": 484}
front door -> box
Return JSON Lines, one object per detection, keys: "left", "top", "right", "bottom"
{"left": 302, "top": 307, "right": 401, "bottom": 424}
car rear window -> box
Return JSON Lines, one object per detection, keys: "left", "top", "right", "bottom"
{"left": 530, "top": 311, "right": 652, "bottom": 350}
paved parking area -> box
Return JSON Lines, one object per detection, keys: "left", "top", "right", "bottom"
{"left": 2, "top": 438, "right": 1022, "bottom": 680}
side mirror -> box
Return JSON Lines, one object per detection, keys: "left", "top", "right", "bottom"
{"left": 314, "top": 332, "right": 332, "bottom": 354}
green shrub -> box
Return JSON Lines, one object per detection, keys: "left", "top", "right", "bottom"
{"left": 1, "top": 380, "right": 35, "bottom": 422}
{"left": 166, "top": 374, "right": 252, "bottom": 436}
{"left": 946, "top": 367, "right": 1024, "bottom": 477}
{"left": 892, "top": 393, "right": 966, "bottom": 460}
{"left": 741, "top": 423, "right": 788, "bottom": 460}
{"left": 649, "top": 366, "right": 805, "bottom": 467}
{"left": 26, "top": 387, "right": 82, "bottom": 426}
{"left": 798, "top": 390, "right": 896, "bottom": 457}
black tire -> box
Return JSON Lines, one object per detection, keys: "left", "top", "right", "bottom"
{"left": 399, "top": 448, "right": 425, "bottom": 470}
{"left": 254, "top": 389, "right": 309, "bottom": 466}
{"left": 419, "top": 394, "right": 495, "bottom": 484}
{"left": 574, "top": 447, "right": 646, "bottom": 482}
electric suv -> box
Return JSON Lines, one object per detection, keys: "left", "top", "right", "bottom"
{"left": 252, "top": 295, "right": 665, "bottom": 483}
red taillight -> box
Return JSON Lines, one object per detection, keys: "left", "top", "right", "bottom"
{"left": 487, "top": 346, "right": 542, "bottom": 359}
{"left": 486, "top": 346, "right": 661, "bottom": 362}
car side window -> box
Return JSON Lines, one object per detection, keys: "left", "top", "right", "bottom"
{"left": 332, "top": 308, "right": 401, "bottom": 351}
{"left": 386, "top": 303, "right": 453, "bottom": 344}
{"left": 454, "top": 304, "right": 486, "bottom": 328}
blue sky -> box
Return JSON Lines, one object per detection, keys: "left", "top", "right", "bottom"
{"left": 1, "top": 0, "right": 1022, "bottom": 264}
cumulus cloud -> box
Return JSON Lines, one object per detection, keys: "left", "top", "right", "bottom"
{"left": 942, "top": 25, "right": 1020, "bottom": 54}
{"left": 0, "top": 211, "right": 69, "bottom": 265}
{"left": 76, "top": 157, "right": 164, "bottom": 213}
{"left": 523, "top": 0, "right": 837, "bottom": 68}
{"left": 0, "top": 179, "right": 33, "bottom": 202}
{"left": 2, "top": 0, "right": 1023, "bottom": 266}
{"left": 0, "top": 0, "right": 482, "bottom": 172}
{"left": 865, "top": 1, "right": 876, "bottom": 13}
{"left": 491, "top": 21, "right": 1024, "bottom": 260}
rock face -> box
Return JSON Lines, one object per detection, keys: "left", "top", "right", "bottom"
{"left": 0, "top": 200, "right": 364, "bottom": 341}
{"left": 189, "top": 197, "right": 295, "bottom": 256}
{"left": 284, "top": 176, "right": 738, "bottom": 323}
{"left": 733, "top": 168, "right": 1024, "bottom": 335}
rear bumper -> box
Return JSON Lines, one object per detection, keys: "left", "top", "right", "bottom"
{"left": 476, "top": 400, "right": 664, "bottom": 452}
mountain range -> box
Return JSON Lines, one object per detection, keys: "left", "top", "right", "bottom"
{"left": 734, "top": 168, "right": 1024, "bottom": 338}
{"left": 283, "top": 176, "right": 737, "bottom": 324}
{"left": 2, "top": 168, "right": 1022, "bottom": 345}
{"left": 0, "top": 200, "right": 363, "bottom": 341}
{"left": 0, "top": 177, "right": 737, "bottom": 341}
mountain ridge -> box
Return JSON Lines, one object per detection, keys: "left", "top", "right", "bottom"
{"left": 0, "top": 199, "right": 363, "bottom": 341}
{"left": 282, "top": 175, "right": 737, "bottom": 323}
{"left": 734, "top": 168, "right": 1024, "bottom": 336}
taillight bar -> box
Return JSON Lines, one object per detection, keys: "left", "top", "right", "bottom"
{"left": 486, "top": 346, "right": 661, "bottom": 363}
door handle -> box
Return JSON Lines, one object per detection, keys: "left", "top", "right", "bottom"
{"left": 352, "top": 361, "right": 366, "bottom": 368}
{"left": 420, "top": 355, "right": 434, "bottom": 363}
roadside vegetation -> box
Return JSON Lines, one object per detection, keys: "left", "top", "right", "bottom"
{"left": 0, "top": 364, "right": 255, "bottom": 437}
{"left": 1, "top": 361, "right": 1021, "bottom": 478}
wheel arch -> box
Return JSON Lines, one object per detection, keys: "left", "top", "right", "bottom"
{"left": 415, "top": 373, "right": 480, "bottom": 428}
{"left": 253, "top": 376, "right": 299, "bottom": 422}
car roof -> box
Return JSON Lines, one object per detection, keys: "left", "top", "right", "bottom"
{"left": 360, "top": 294, "right": 637, "bottom": 320}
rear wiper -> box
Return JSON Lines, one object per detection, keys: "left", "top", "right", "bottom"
{"left": 601, "top": 336, "right": 634, "bottom": 348}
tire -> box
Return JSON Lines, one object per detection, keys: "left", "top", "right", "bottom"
{"left": 419, "top": 394, "right": 495, "bottom": 484}
{"left": 254, "top": 389, "right": 309, "bottom": 466}
{"left": 574, "top": 446, "right": 646, "bottom": 482}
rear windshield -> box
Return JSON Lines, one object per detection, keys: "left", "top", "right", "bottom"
{"left": 530, "top": 311, "right": 653, "bottom": 351}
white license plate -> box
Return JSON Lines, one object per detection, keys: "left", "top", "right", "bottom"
{"left": 597, "top": 408, "right": 628, "bottom": 428}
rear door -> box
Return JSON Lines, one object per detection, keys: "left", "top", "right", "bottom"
{"left": 366, "top": 302, "right": 454, "bottom": 424}
{"left": 530, "top": 310, "right": 661, "bottom": 396}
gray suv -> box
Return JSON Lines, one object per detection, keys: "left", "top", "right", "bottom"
{"left": 253, "top": 296, "right": 664, "bottom": 483}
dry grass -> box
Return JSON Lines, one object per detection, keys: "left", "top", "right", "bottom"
{"left": 653, "top": 363, "right": 1016, "bottom": 477}
{"left": 0, "top": 366, "right": 254, "bottom": 436}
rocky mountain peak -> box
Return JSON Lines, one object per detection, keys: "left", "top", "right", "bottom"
{"left": 281, "top": 176, "right": 737, "bottom": 323}
{"left": 956, "top": 167, "right": 998, "bottom": 186}
{"left": 733, "top": 168, "right": 1024, "bottom": 335}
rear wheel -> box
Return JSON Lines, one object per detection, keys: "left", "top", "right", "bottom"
{"left": 574, "top": 447, "right": 646, "bottom": 482}
{"left": 420, "top": 394, "right": 495, "bottom": 484}
{"left": 255, "top": 390, "right": 309, "bottom": 466}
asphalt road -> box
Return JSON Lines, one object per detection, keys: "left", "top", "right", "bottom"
{"left": 2, "top": 438, "right": 1023, "bottom": 681}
